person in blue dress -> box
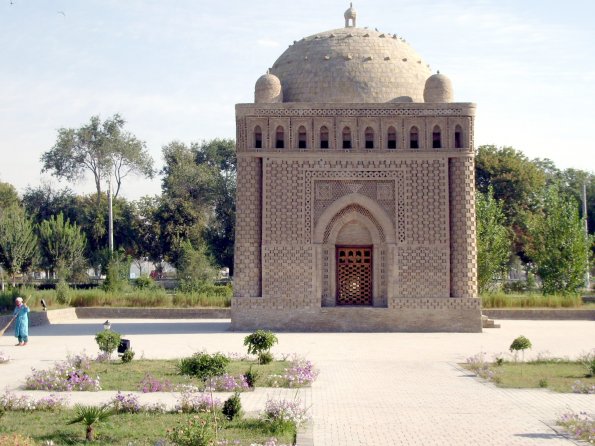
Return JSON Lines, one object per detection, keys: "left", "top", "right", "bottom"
{"left": 13, "top": 297, "right": 29, "bottom": 346}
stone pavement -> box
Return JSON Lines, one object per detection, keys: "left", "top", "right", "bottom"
{"left": 1, "top": 318, "right": 594, "bottom": 445}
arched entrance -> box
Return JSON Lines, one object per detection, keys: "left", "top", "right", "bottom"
{"left": 313, "top": 193, "right": 396, "bottom": 308}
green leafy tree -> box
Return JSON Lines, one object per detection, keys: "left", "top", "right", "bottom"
{"left": 0, "top": 206, "right": 38, "bottom": 285}
{"left": 41, "top": 114, "right": 154, "bottom": 203}
{"left": 476, "top": 187, "right": 511, "bottom": 293}
{"left": 509, "top": 335, "right": 532, "bottom": 364}
{"left": 38, "top": 213, "right": 87, "bottom": 281}
{"left": 527, "top": 185, "right": 592, "bottom": 295}
{"left": 22, "top": 184, "right": 79, "bottom": 225}
{"left": 176, "top": 240, "right": 217, "bottom": 291}
{"left": 475, "top": 145, "right": 546, "bottom": 260}
{"left": 159, "top": 139, "right": 236, "bottom": 269}
{"left": 0, "top": 181, "right": 20, "bottom": 211}
{"left": 244, "top": 330, "right": 278, "bottom": 364}
{"left": 129, "top": 196, "right": 164, "bottom": 273}
{"left": 95, "top": 329, "right": 122, "bottom": 357}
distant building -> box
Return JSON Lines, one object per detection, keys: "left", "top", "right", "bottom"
{"left": 232, "top": 6, "right": 481, "bottom": 332}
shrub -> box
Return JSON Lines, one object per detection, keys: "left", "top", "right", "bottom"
{"left": 557, "top": 411, "right": 595, "bottom": 443}
{"left": 207, "top": 373, "right": 250, "bottom": 392}
{"left": 55, "top": 280, "right": 71, "bottom": 305}
{"left": 24, "top": 355, "right": 101, "bottom": 391}
{"left": 0, "top": 391, "right": 68, "bottom": 411}
{"left": 175, "top": 391, "right": 222, "bottom": 413}
{"left": 538, "top": 379, "right": 548, "bottom": 388}
{"left": 139, "top": 373, "right": 173, "bottom": 393}
{"left": 509, "top": 335, "right": 532, "bottom": 362}
{"left": 244, "top": 330, "right": 278, "bottom": 365}
{"left": 121, "top": 349, "right": 135, "bottom": 363}
{"left": 261, "top": 398, "right": 309, "bottom": 434}
{"left": 95, "top": 329, "right": 122, "bottom": 357}
{"left": 134, "top": 275, "right": 158, "bottom": 290}
{"left": 222, "top": 392, "right": 242, "bottom": 420}
{"left": 465, "top": 352, "right": 496, "bottom": 381}
{"left": 67, "top": 404, "right": 113, "bottom": 442}
{"left": 283, "top": 357, "right": 319, "bottom": 387}
{"left": 177, "top": 352, "right": 229, "bottom": 381}
{"left": 167, "top": 414, "right": 215, "bottom": 446}
{"left": 111, "top": 391, "right": 141, "bottom": 413}
{"left": 244, "top": 365, "right": 259, "bottom": 388}
{"left": 103, "top": 251, "right": 132, "bottom": 293}
{"left": 578, "top": 349, "right": 595, "bottom": 377}
{"left": 571, "top": 380, "right": 595, "bottom": 394}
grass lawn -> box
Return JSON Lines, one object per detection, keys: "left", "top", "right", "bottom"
{"left": 464, "top": 361, "right": 594, "bottom": 392}
{"left": 89, "top": 359, "right": 290, "bottom": 391}
{"left": 0, "top": 410, "right": 295, "bottom": 445}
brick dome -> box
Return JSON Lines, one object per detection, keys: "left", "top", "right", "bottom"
{"left": 269, "top": 27, "right": 432, "bottom": 103}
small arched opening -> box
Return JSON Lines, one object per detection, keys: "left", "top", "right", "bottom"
{"left": 275, "top": 126, "right": 284, "bottom": 149}
{"left": 432, "top": 125, "right": 441, "bottom": 149}
{"left": 254, "top": 126, "right": 262, "bottom": 149}
{"left": 387, "top": 126, "right": 397, "bottom": 149}
{"left": 342, "top": 127, "right": 352, "bottom": 149}
{"left": 364, "top": 127, "right": 374, "bottom": 149}
{"left": 409, "top": 126, "right": 419, "bottom": 149}
{"left": 454, "top": 124, "right": 463, "bottom": 148}
{"left": 320, "top": 126, "right": 329, "bottom": 149}
{"left": 298, "top": 126, "right": 307, "bottom": 149}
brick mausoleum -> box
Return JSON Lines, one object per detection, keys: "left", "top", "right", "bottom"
{"left": 231, "top": 5, "right": 482, "bottom": 332}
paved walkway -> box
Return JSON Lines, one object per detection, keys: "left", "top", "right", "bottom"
{"left": 1, "top": 319, "right": 594, "bottom": 445}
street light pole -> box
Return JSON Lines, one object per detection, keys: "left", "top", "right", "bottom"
{"left": 583, "top": 182, "right": 590, "bottom": 290}
{"left": 108, "top": 175, "right": 114, "bottom": 253}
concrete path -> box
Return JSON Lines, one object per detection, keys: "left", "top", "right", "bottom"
{"left": 1, "top": 319, "right": 594, "bottom": 445}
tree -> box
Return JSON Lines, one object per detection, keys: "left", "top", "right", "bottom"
{"left": 38, "top": 212, "right": 87, "bottom": 281}
{"left": 22, "top": 184, "right": 78, "bottom": 225}
{"left": 476, "top": 187, "right": 511, "bottom": 293}
{"left": 244, "top": 330, "right": 278, "bottom": 365}
{"left": 0, "top": 181, "right": 20, "bottom": 211}
{"left": 129, "top": 196, "right": 164, "bottom": 274}
{"left": 0, "top": 206, "right": 38, "bottom": 285}
{"left": 41, "top": 114, "right": 154, "bottom": 203}
{"left": 68, "top": 404, "right": 113, "bottom": 441}
{"left": 176, "top": 240, "right": 217, "bottom": 291}
{"left": 527, "top": 185, "right": 592, "bottom": 295}
{"left": 159, "top": 139, "right": 236, "bottom": 269}
{"left": 475, "top": 145, "right": 546, "bottom": 260}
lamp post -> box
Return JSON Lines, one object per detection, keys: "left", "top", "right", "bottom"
{"left": 108, "top": 175, "right": 114, "bottom": 253}
{"left": 103, "top": 320, "right": 111, "bottom": 331}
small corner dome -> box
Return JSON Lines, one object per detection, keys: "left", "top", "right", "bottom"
{"left": 423, "top": 71, "right": 453, "bottom": 103}
{"left": 255, "top": 72, "right": 283, "bottom": 103}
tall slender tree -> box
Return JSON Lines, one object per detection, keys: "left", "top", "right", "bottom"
{"left": 39, "top": 213, "right": 87, "bottom": 280}
{"left": 0, "top": 206, "right": 38, "bottom": 285}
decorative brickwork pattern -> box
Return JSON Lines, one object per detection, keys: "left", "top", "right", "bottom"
{"left": 233, "top": 157, "right": 262, "bottom": 297}
{"left": 262, "top": 245, "right": 314, "bottom": 303}
{"left": 395, "top": 247, "right": 449, "bottom": 297}
{"left": 449, "top": 156, "right": 478, "bottom": 298}
{"left": 401, "top": 159, "right": 448, "bottom": 245}
{"left": 263, "top": 159, "right": 306, "bottom": 244}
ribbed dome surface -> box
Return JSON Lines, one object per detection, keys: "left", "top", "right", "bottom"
{"left": 270, "top": 27, "right": 431, "bottom": 103}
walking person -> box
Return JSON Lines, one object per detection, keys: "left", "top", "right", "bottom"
{"left": 13, "top": 297, "right": 29, "bottom": 346}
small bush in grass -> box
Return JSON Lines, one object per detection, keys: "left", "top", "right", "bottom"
{"left": 207, "top": 373, "right": 249, "bottom": 392}
{"left": 465, "top": 352, "right": 495, "bottom": 381}
{"left": 510, "top": 335, "right": 532, "bottom": 362}
{"left": 167, "top": 414, "right": 215, "bottom": 446}
{"left": 578, "top": 349, "right": 595, "bottom": 377}
{"left": 177, "top": 352, "right": 229, "bottom": 381}
{"left": 538, "top": 379, "right": 548, "bottom": 388}
{"left": 261, "top": 397, "right": 309, "bottom": 434}
{"left": 244, "top": 365, "right": 259, "bottom": 388}
{"left": 571, "top": 380, "right": 595, "bottom": 394}
{"left": 175, "top": 391, "right": 222, "bottom": 413}
{"left": 557, "top": 411, "right": 595, "bottom": 444}
{"left": 139, "top": 373, "right": 173, "bottom": 393}
{"left": 67, "top": 404, "right": 113, "bottom": 442}
{"left": 222, "top": 392, "right": 242, "bottom": 420}
{"left": 284, "top": 356, "right": 319, "bottom": 387}
{"left": 244, "top": 330, "right": 278, "bottom": 365}
{"left": 25, "top": 355, "right": 101, "bottom": 391}
{"left": 111, "top": 391, "right": 142, "bottom": 413}
{"left": 95, "top": 329, "right": 122, "bottom": 357}
{"left": 55, "top": 280, "right": 71, "bottom": 305}
{"left": 121, "top": 349, "right": 135, "bottom": 363}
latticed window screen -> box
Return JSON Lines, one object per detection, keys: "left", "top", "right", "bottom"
{"left": 336, "top": 246, "right": 373, "bottom": 305}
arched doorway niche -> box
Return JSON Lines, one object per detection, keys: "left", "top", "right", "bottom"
{"left": 313, "top": 193, "right": 396, "bottom": 308}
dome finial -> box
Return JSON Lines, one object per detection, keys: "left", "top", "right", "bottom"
{"left": 344, "top": 3, "right": 357, "bottom": 28}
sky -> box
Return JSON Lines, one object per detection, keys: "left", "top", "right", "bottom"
{"left": 0, "top": 0, "right": 593, "bottom": 201}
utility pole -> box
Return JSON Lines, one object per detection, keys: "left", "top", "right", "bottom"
{"left": 583, "top": 182, "right": 590, "bottom": 290}
{"left": 108, "top": 175, "right": 114, "bottom": 253}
